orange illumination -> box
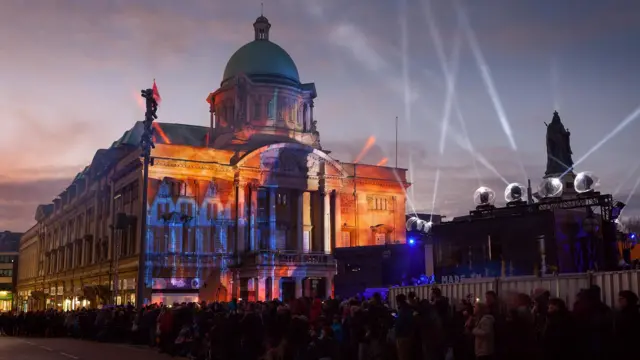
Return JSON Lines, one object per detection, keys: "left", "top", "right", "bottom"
{"left": 354, "top": 136, "right": 376, "bottom": 163}
{"left": 134, "top": 90, "right": 145, "bottom": 110}
{"left": 153, "top": 122, "right": 171, "bottom": 144}
{"left": 376, "top": 157, "right": 388, "bottom": 166}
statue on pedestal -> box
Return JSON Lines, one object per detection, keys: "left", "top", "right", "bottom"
{"left": 545, "top": 111, "right": 574, "bottom": 176}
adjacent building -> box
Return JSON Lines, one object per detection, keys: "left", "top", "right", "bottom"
{"left": 0, "top": 231, "right": 20, "bottom": 311}
{"left": 16, "top": 15, "right": 410, "bottom": 309}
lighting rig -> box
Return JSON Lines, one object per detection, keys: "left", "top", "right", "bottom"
{"left": 468, "top": 172, "right": 623, "bottom": 222}
{"left": 136, "top": 88, "right": 158, "bottom": 308}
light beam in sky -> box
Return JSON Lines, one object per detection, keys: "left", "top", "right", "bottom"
{"left": 614, "top": 160, "right": 640, "bottom": 197}
{"left": 399, "top": 0, "right": 415, "bottom": 203}
{"left": 376, "top": 158, "right": 388, "bottom": 166}
{"left": 562, "top": 104, "right": 640, "bottom": 177}
{"left": 422, "top": 0, "right": 462, "bottom": 155}
{"left": 354, "top": 136, "right": 376, "bottom": 163}
{"left": 622, "top": 174, "right": 640, "bottom": 217}
{"left": 454, "top": 104, "right": 482, "bottom": 186}
{"left": 456, "top": 2, "right": 517, "bottom": 152}
{"left": 430, "top": 169, "right": 441, "bottom": 221}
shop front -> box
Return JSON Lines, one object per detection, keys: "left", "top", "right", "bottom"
{"left": 151, "top": 277, "right": 200, "bottom": 305}
{"left": 0, "top": 291, "right": 13, "bottom": 312}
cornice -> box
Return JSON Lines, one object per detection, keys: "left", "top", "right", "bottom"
{"left": 153, "top": 157, "right": 234, "bottom": 173}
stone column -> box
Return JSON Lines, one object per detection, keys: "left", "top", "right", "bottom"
{"left": 257, "top": 276, "right": 266, "bottom": 301}
{"left": 325, "top": 275, "right": 333, "bottom": 299}
{"left": 332, "top": 191, "right": 342, "bottom": 249}
{"left": 303, "top": 192, "right": 312, "bottom": 253}
{"left": 249, "top": 184, "right": 258, "bottom": 251}
{"left": 322, "top": 190, "right": 331, "bottom": 254}
{"left": 269, "top": 188, "right": 277, "bottom": 250}
{"left": 272, "top": 277, "right": 281, "bottom": 301}
{"left": 296, "top": 191, "right": 304, "bottom": 252}
{"left": 295, "top": 276, "right": 304, "bottom": 299}
{"left": 235, "top": 180, "right": 246, "bottom": 254}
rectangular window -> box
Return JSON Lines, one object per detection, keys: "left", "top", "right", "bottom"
{"left": 0, "top": 269, "right": 12, "bottom": 277}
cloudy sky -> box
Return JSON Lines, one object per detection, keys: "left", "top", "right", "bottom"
{"left": 1, "top": 0, "right": 640, "bottom": 231}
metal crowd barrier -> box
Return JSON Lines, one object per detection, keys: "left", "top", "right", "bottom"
{"left": 388, "top": 270, "right": 640, "bottom": 310}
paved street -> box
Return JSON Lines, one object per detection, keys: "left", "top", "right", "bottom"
{"left": 0, "top": 336, "right": 174, "bottom": 360}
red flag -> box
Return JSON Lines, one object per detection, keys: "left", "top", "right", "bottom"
{"left": 152, "top": 79, "right": 162, "bottom": 104}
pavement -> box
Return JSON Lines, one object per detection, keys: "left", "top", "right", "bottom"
{"left": 0, "top": 336, "right": 176, "bottom": 360}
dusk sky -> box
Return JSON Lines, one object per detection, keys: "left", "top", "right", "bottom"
{"left": 1, "top": 0, "right": 640, "bottom": 232}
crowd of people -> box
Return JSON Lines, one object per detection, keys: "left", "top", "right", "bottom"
{"left": 0, "top": 285, "right": 639, "bottom": 360}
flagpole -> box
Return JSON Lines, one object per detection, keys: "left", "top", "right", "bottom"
{"left": 395, "top": 116, "right": 398, "bottom": 168}
{"left": 136, "top": 86, "right": 158, "bottom": 309}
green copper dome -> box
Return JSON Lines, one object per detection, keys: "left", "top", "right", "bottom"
{"left": 222, "top": 16, "right": 300, "bottom": 85}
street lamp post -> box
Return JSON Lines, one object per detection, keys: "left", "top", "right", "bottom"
{"left": 136, "top": 88, "right": 157, "bottom": 308}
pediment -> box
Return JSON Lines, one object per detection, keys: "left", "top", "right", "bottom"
{"left": 236, "top": 143, "right": 346, "bottom": 177}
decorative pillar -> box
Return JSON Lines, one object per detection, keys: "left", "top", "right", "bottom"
{"left": 296, "top": 191, "right": 304, "bottom": 252}
{"left": 309, "top": 101, "right": 314, "bottom": 126}
{"left": 322, "top": 190, "right": 331, "bottom": 253}
{"left": 257, "top": 275, "right": 266, "bottom": 301}
{"left": 332, "top": 191, "right": 342, "bottom": 249}
{"left": 295, "top": 276, "right": 304, "bottom": 299}
{"left": 249, "top": 184, "right": 258, "bottom": 251}
{"left": 269, "top": 187, "right": 277, "bottom": 250}
{"left": 272, "top": 276, "right": 281, "bottom": 301}
{"left": 235, "top": 180, "right": 246, "bottom": 254}
{"left": 325, "top": 275, "right": 333, "bottom": 299}
{"left": 303, "top": 192, "right": 312, "bottom": 253}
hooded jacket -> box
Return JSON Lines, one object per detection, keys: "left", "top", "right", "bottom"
{"left": 472, "top": 314, "right": 495, "bottom": 357}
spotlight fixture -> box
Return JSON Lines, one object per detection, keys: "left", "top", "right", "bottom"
{"left": 538, "top": 178, "right": 563, "bottom": 198}
{"left": 574, "top": 171, "right": 599, "bottom": 193}
{"left": 474, "top": 186, "right": 496, "bottom": 206}
{"left": 505, "top": 183, "right": 527, "bottom": 203}
{"left": 405, "top": 217, "right": 433, "bottom": 234}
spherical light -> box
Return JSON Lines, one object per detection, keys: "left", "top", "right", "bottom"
{"left": 538, "top": 178, "right": 563, "bottom": 198}
{"left": 505, "top": 183, "right": 527, "bottom": 202}
{"left": 473, "top": 186, "right": 496, "bottom": 206}
{"left": 574, "top": 171, "right": 599, "bottom": 193}
{"left": 405, "top": 217, "right": 419, "bottom": 231}
{"left": 417, "top": 220, "right": 433, "bottom": 233}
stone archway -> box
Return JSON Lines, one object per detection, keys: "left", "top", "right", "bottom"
{"left": 235, "top": 142, "right": 348, "bottom": 177}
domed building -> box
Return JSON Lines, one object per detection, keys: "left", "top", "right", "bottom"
{"left": 17, "top": 15, "right": 410, "bottom": 309}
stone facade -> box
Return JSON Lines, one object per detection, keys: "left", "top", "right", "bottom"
{"left": 16, "top": 15, "right": 410, "bottom": 308}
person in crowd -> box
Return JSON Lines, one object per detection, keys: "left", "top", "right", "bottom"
{"left": 470, "top": 302, "right": 495, "bottom": 360}
{"left": 394, "top": 293, "right": 414, "bottom": 360}
{"left": 2, "top": 287, "right": 637, "bottom": 360}
{"left": 452, "top": 300, "right": 475, "bottom": 360}
{"left": 541, "top": 298, "right": 576, "bottom": 360}
{"left": 573, "top": 285, "right": 614, "bottom": 360}
{"left": 503, "top": 293, "right": 536, "bottom": 360}
{"left": 614, "top": 290, "right": 640, "bottom": 359}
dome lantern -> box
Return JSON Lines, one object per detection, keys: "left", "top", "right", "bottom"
{"left": 221, "top": 14, "right": 300, "bottom": 85}
{"left": 253, "top": 10, "right": 271, "bottom": 41}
